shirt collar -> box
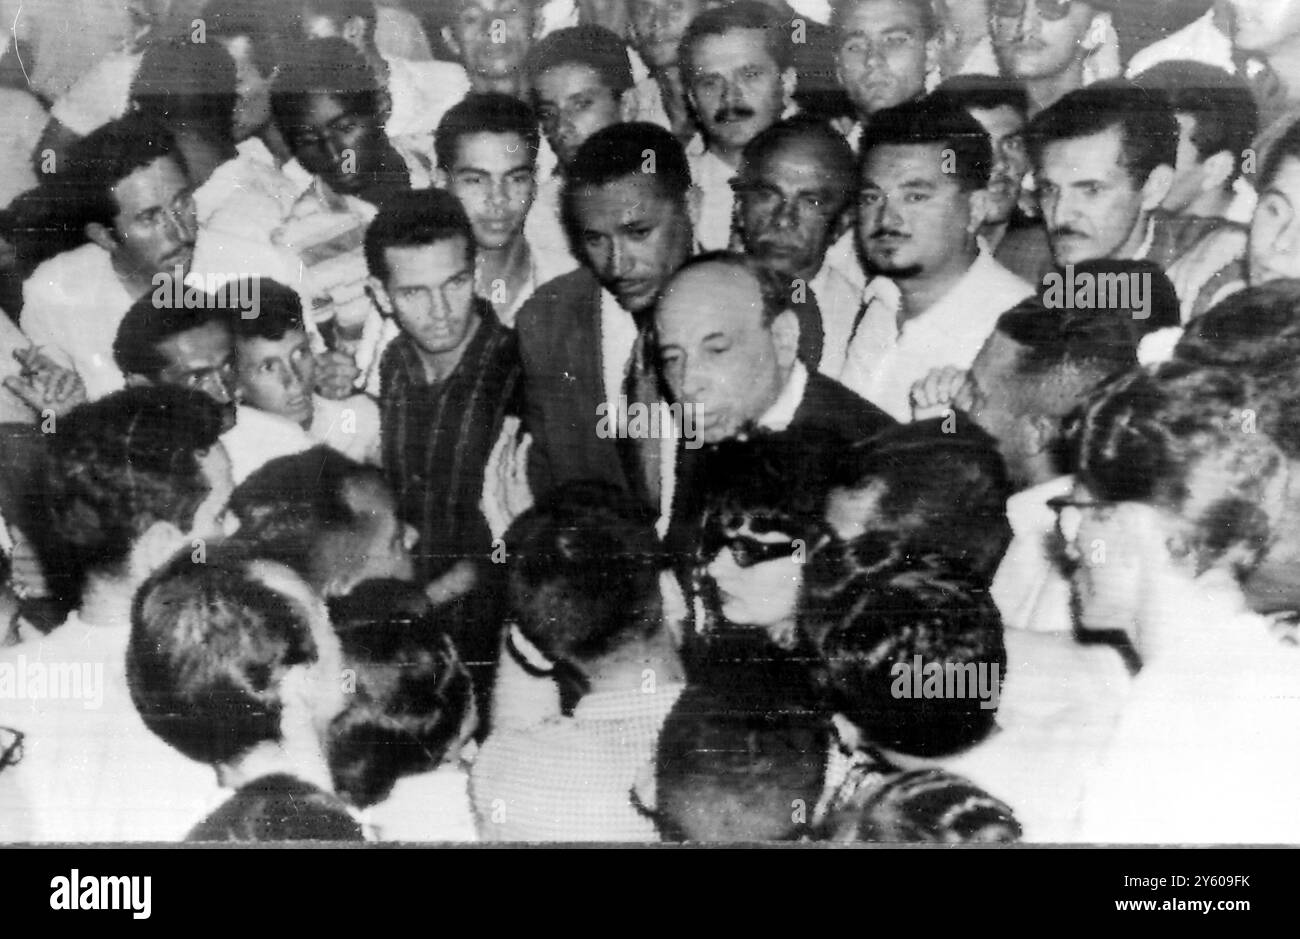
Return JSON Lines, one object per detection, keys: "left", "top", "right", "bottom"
{"left": 757, "top": 359, "right": 808, "bottom": 433}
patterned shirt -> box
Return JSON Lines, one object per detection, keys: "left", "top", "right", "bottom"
{"left": 380, "top": 301, "right": 521, "bottom": 581}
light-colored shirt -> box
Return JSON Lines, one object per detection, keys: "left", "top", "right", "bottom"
{"left": 310, "top": 393, "right": 382, "bottom": 466}
{"left": 0, "top": 88, "right": 46, "bottom": 210}
{"left": 1124, "top": 9, "right": 1234, "bottom": 78}
{"left": 839, "top": 251, "right": 1033, "bottom": 421}
{"left": 384, "top": 55, "right": 473, "bottom": 190}
{"left": 362, "top": 762, "right": 478, "bottom": 842}
{"left": 757, "top": 359, "right": 808, "bottom": 433}
{"left": 0, "top": 610, "right": 225, "bottom": 842}
{"left": 810, "top": 256, "right": 864, "bottom": 379}
{"left": 20, "top": 242, "right": 133, "bottom": 401}
{"left": 688, "top": 147, "right": 739, "bottom": 251}
{"left": 991, "top": 475, "right": 1075, "bottom": 635}
{"left": 222, "top": 404, "right": 316, "bottom": 485}
{"left": 49, "top": 50, "right": 139, "bottom": 136}
{"left": 471, "top": 680, "right": 685, "bottom": 842}
{"left": 600, "top": 286, "right": 639, "bottom": 423}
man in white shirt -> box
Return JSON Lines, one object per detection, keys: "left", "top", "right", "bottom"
{"left": 841, "top": 97, "right": 1033, "bottom": 420}
{"left": 730, "top": 117, "right": 863, "bottom": 377}
{"left": 442, "top": 0, "right": 538, "bottom": 100}
{"left": 679, "top": 3, "right": 797, "bottom": 250}
{"left": 21, "top": 115, "right": 198, "bottom": 402}
{"left": 0, "top": 385, "right": 232, "bottom": 842}
{"left": 628, "top": 0, "right": 704, "bottom": 143}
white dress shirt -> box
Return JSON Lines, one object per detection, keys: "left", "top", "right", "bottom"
{"left": 991, "top": 475, "right": 1075, "bottom": 635}
{"left": 839, "top": 251, "right": 1033, "bottom": 421}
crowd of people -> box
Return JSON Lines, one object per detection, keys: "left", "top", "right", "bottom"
{"left": 1, "top": 0, "right": 1299, "bottom": 843}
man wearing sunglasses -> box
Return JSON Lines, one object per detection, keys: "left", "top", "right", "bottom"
{"left": 990, "top": 0, "right": 1116, "bottom": 116}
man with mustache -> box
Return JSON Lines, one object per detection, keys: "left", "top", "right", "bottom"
{"left": 1025, "top": 81, "right": 1228, "bottom": 313}
{"left": 840, "top": 97, "right": 1034, "bottom": 422}
{"left": 833, "top": 0, "right": 936, "bottom": 150}
{"left": 21, "top": 114, "right": 197, "bottom": 403}
{"left": 680, "top": 2, "right": 796, "bottom": 250}
{"left": 730, "top": 117, "right": 862, "bottom": 377}
{"left": 989, "top": 0, "right": 1118, "bottom": 116}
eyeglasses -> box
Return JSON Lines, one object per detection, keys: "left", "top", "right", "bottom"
{"left": 708, "top": 534, "right": 798, "bottom": 568}
{"left": 0, "top": 727, "right": 24, "bottom": 772}
{"left": 992, "top": 0, "right": 1075, "bottom": 22}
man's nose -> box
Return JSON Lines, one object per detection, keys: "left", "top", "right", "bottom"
{"left": 606, "top": 240, "right": 635, "bottom": 279}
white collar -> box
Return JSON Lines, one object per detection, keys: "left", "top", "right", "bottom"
{"left": 757, "top": 360, "right": 808, "bottom": 433}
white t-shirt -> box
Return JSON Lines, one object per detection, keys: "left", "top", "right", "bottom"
{"left": 221, "top": 404, "right": 316, "bottom": 485}
{"left": 311, "top": 393, "right": 381, "bottom": 466}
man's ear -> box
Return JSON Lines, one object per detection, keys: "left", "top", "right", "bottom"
{"left": 1140, "top": 164, "right": 1176, "bottom": 212}
{"left": 85, "top": 222, "right": 119, "bottom": 254}
{"left": 1022, "top": 413, "right": 1056, "bottom": 456}
{"left": 1200, "top": 150, "right": 1236, "bottom": 194}
{"left": 130, "top": 519, "right": 188, "bottom": 581}
{"left": 771, "top": 308, "right": 800, "bottom": 367}
{"left": 781, "top": 67, "right": 797, "bottom": 109}
{"left": 366, "top": 277, "right": 394, "bottom": 315}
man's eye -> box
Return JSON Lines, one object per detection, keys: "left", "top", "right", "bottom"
{"left": 705, "top": 342, "right": 730, "bottom": 355}
{"left": 886, "top": 33, "right": 912, "bottom": 47}
{"left": 860, "top": 190, "right": 882, "bottom": 205}
{"left": 627, "top": 225, "right": 652, "bottom": 239}
{"left": 741, "top": 67, "right": 764, "bottom": 81}
{"left": 904, "top": 192, "right": 929, "bottom": 203}
{"left": 573, "top": 96, "right": 594, "bottom": 111}
{"left": 842, "top": 38, "right": 866, "bottom": 55}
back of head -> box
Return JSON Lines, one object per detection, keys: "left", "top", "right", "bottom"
{"left": 43, "top": 385, "right": 225, "bottom": 582}
{"left": 826, "top": 419, "right": 1013, "bottom": 582}
{"left": 363, "top": 187, "right": 475, "bottom": 283}
{"left": 202, "top": 0, "right": 295, "bottom": 80}
{"left": 524, "top": 24, "right": 634, "bottom": 96}
{"left": 434, "top": 91, "right": 541, "bottom": 171}
{"left": 1174, "top": 279, "right": 1300, "bottom": 373}
{"left": 228, "top": 446, "right": 387, "bottom": 591}
{"left": 863, "top": 96, "right": 993, "bottom": 192}
{"left": 1040, "top": 258, "right": 1180, "bottom": 337}
{"left": 678, "top": 0, "right": 792, "bottom": 74}
{"left": 504, "top": 480, "right": 663, "bottom": 668}
{"left": 1025, "top": 81, "right": 1178, "bottom": 185}
{"left": 128, "top": 545, "right": 319, "bottom": 765}
{"left": 655, "top": 682, "right": 828, "bottom": 841}
{"left": 824, "top": 767, "right": 1022, "bottom": 843}
{"left": 229, "top": 279, "right": 305, "bottom": 343}
{"left": 929, "top": 74, "right": 1030, "bottom": 121}
{"left": 739, "top": 115, "right": 857, "bottom": 200}
{"left": 326, "top": 580, "right": 475, "bottom": 809}
{"left": 811, "top": 554, "right": 1007, "bottom": 758}
{"left": 61, "top": 113, "right": 183, "bottom": 231}
{"left": 1132, "top": 60, "right": 1257, "bottom": 180}
{"left": 132, "top": 37, "right": 239, "bottom": 143}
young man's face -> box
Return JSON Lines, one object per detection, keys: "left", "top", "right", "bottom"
{"left": 685, "top": 27, "right": 792, "bottom": 155}
{"left": 445, "top": 132, "right": 536, "bottom": 251}
{"left": 378, "top": 237, "right": 481, "bottom": 358}
{"left": 220, "top": 35, "right": 276, "bottom": 141}
{"left": 656, "top": 263, "right": 795, "bottom": 444}
{"left": 1227, "top": 0, "right": 1300, "bottom": 55}
{"left": 234, "top": 328, "right": 317, "bottom": 428}
{"left": 631, "top": 0, "right": 702, "bottom": 69}
{"left": 1250, "top": 155, "right": 1300, "bottom": 284}
{"left": 533, "top": 63, "right": 626, "bottom": 166}
{"left": 107, "top": 155, "right": 196, "bottom": 281}
{"left": 991, "top": 0, "right": 1094, "bottom": 82}
{"left": 955, "top": 329, "right": 1034, "bottom": 487}
{"left": 155, "top": 321, "right": 237, "bottom": 408}
{"left": 451, "top": 0, "right": 534, "bottom": 84}
{"left": 288, "top": 91, "right": 385, "bottom": 195}
{"left": 1037, "top": 124, "right": 1152, "bottom": 265}
{"left": 858, "top": 142, "right": 978, "bottom": 279}
{"left": 705, "top": 519, "right": 803, "bottom": 640}
{"left": 967, "top": 104, "right": 1028, "bottom": 225}
{"left": 734, "top": 136, "right": 848, "bottom": 281}
{"left": 569, "top": 172, "right": 694, "bottom": 315}
{"left": 835, "top": 0, "right": 930, "bottom": 120}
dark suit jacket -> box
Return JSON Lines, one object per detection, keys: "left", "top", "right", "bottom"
{"left": 515, "top": 267, "right": 635, "bottom": 499}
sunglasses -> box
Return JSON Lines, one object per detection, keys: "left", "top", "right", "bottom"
{"left": 708, "top": 533, "right": 797, "bottom": 568}
{"left": 992, "top": 0, "right": 1075, "bottom": 22}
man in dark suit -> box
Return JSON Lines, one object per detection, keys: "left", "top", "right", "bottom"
{"left": 515, "top": 122, "right": 697, "bottom": 501}
{"left": 654, "top": 251, "right": 896, "bottom": 549}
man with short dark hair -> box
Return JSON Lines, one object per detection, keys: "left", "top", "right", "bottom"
{"left": 443, "top": 0, "right": 538, "bottom": 100}
{"left": 129, "top": 546, "right": 362, "bottom": 841}
{"left": 516, "top": 122, "right": 697, "bottom": 500}
{"left": 471, "top": 481, "right": 686, "bottom": 841}
{"left": 679, "top": 2, "right": 796, "bottom": 249}
{"left": 21, "top": 115, "right": 197, "bottom": 401}
{"left": 731, "top": 117, "right": 862, "bottom": 375}
{"left": 842, "top": 97, "right": 1034, "bottom": 421}
{"left": 0, "top": 386, "right": 233, "bottom": 841}
{"left": 363, "top": 188, "right": 520, "bottom": 667}
{"left": 831, "top": 0, "right": 936, "bottom": 147}
{"left": 629, "top": 0, "right": 705, "bottom": 142}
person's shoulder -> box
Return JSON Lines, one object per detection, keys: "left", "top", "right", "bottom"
{"left": 800, "top": 371, "right": 897, "bottom": 440}
{"left": 26, "top": 242, "right": 108, "bottom": 292}
{"left": 515, "top": 268, "right": 600, "bottom": 336}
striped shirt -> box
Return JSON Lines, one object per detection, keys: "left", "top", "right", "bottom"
{"left": 380, "top": 301, "right": 521, "bottom": 582}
